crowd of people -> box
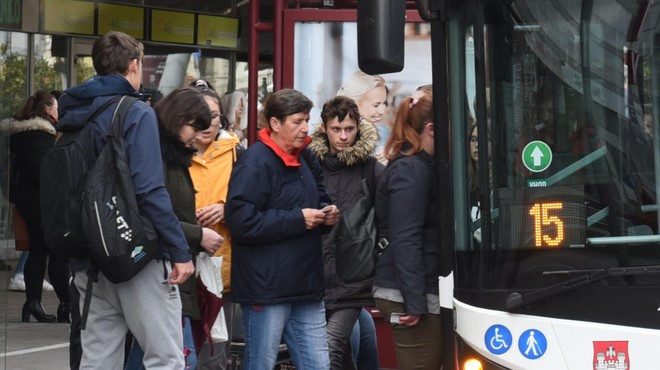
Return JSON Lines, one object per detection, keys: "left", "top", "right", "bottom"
{"left": 4, "top": 31, "right": 443, "bottom": 370}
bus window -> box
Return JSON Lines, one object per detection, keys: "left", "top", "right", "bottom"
{"left": 453, "top": 0, "right": 660, "bottom": 293}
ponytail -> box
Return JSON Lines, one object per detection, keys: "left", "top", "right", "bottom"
{"left": 13, "top": 91, "right": 56, "bottom": 124}
{"left": 383, "top": 94, "right": 433, "bottom": 160}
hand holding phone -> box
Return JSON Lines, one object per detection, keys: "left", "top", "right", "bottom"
{"left": 390, "top": 312, "right": 405, "bottom": 324}
{"left": 390, "top": 312, "right": 421, "bottom": 327}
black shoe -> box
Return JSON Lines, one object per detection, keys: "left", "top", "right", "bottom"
{"left": 57, "top": 303, "right": 71, "bottom": 323}
{"left": 22, "top": 300, "right": 56, "bottom": 323}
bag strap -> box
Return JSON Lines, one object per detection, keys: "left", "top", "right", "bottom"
{"left": 363, "top": 157, "right": 378, "bottom": 196}
{"left": 110, "top": 96, "right": 139, "bottom": 138}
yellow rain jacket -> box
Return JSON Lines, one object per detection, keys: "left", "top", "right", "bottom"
{"left": 190, "top": 132, "right": 240, "bottom": 292}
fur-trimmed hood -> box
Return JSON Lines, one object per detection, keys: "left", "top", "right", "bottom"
{"left": 0, "top": 116, "right": 56, "bottom": 136}
{"left": 308, "top": 118, "right": 379, "bottom": 167}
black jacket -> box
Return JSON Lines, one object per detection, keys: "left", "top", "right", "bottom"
{"left": 373, "top": 149, "right": 439, "bottom": 315}
{"left": 160, "top": 136, "right": 203, "bottom": 319}
{"left": 309, "top": 119, "right": 383, "bottom": 310}
{"left": 2, "top": 117, "right": 56, "bottom": 223}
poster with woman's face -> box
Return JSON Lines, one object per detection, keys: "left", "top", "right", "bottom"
{"left": 292, "top": 22, "right": 432, "bottom": 134}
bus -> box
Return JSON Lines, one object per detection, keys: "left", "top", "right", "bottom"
{"left": 352, "top": 0, "right": 660, "bottom": 369}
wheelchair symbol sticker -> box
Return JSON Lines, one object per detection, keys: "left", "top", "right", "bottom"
{"left": 518, "top": 329, "right": 547, "bottom": 359}
{"left": 484, "top": 324, "right": 512, "bottom": 355}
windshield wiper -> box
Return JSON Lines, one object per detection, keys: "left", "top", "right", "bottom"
{"left": 505, "top": 265, "right": 660, "bottom": 311}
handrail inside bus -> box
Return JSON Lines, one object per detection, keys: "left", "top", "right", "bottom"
{"left": 545, "top": 146, "right": 607, "bottom": 187}
{"left": 587, "top": 235, "right": 660, "bottom": 245}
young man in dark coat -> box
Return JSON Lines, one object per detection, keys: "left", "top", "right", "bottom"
{"left": 308, "top": 96, "right": 384, "bottom": 370}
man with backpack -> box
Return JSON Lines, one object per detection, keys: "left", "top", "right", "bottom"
{"left": 53, "top": 31, "right": 194, "bottom": 369}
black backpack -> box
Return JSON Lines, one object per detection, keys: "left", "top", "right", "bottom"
{"left": 41, "top": 96, "right": 121, "bottom": 258}
{"left": 41, "top": 96, "right": 159, "bottom": 284}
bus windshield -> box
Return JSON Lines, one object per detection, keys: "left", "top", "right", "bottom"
{"left": 454, "top": 0, "right": 660, "bottom": 315}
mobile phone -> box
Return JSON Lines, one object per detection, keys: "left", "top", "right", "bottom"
{"left": 390, "top": 312, "right": 405, "bottom": 324}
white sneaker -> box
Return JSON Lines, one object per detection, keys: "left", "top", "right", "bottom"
{"left": 9, "top": 273, "right": 26, "bottom": 291}
{"left": 42, "top": 279, "right": 55, "bottom": 292}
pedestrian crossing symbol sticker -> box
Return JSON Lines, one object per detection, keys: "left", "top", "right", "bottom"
{"left": 518, "top": 329, "right": 547, "bottom": 359}
{"left": 522, "top": 140, "right": 552, "bottom": 173}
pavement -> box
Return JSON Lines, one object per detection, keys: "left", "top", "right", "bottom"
{"left": 0, "top": 259, "right": 70, "bottom": 370}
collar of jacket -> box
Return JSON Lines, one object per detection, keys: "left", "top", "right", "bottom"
{"left": 308, "top": 117, "right": 379, "bottom": 167}
{"left": 389, "top": 143, "right": 434, "bottom": 167}
{"left": 258, "top": 127, "right": 312, "bottom": 167}
{"left": 160, "top": 133, "right": 196, "bottom": 169}
{"left": 0, "top": 117, "right": 56, "bottom": 136}
{"left": 194, "top": 131, "right": 240, "bottom": 163}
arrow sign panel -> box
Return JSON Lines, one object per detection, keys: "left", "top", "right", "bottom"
{"left": 522, "top": 141, "right": 552, "bottom": 173}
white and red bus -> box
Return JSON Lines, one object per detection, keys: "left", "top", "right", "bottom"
{"left": 253, "top": 1, "right": 660, "bottom": 368}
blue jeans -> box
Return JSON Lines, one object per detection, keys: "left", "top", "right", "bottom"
{"left": 350, "top": 308, "right": 380, "bottom": 370}
{"left": 16, "top": 251, "right": 28, "bottom": 274}
{"left": 124, "top": 317, "right": 197, "bottom": 370}
{"left": 242, "top": 301, "right": 329, "bottom": 370}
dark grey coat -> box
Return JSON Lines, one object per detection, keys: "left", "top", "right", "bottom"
{"left": 309, "top": 119, "right": 384, "bottom": 310}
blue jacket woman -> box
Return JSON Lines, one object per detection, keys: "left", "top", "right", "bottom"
{"left": 226, "top": 88, "right": 339, "bottom": 370}
{"left": 227, "top": 132, "right": 330, "bottom": 304}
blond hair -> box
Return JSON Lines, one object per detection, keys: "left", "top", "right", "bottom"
{"left": 336, "top": 71, "right": 386, "bottom": 99}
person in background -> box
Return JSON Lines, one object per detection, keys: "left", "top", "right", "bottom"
{"left": 373, "top": 91, "right": 441, "bottom": 369}
{"left": 124, "top": 87, "right": 224, "bottom": 370}
{"left": 220, "top": 90, "right": 248, "bottom": 147}
{"left": 308, "top": 96, "right": 384, "bottom": 369}
{"left": 225, "top": 88, "right": 340, "bottom": 370}
{"left": 190, "top": 81, "right": 243, "bottom": 370}
{"left": 350, "top": 309, "right": 380, "bottom": 370}
{"left": 59, "top": 31, "right": 195, "bottom": 369}
{"left": 336, "top": 71, "right": 389, "bottom": 164}
{"left": 8, "top": 252, "right": 28, "bottom": 291}
{"left": 644, "top": 111, "right": 654, "bottom": 139}
{"left": 9, "top": 251, "right": 55, "bottom": 292}
{"left": 1, "top": 91, "right": 70, "bottom": 323}
{"left": 467, "top": 122, "right": 485, "bottom": 246}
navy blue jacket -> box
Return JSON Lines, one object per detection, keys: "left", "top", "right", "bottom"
{"left": 58, "top": 75, "right": 191, "bottom": 269}
{"left": 226, "top": 139, "right": 330, "bottom": 305}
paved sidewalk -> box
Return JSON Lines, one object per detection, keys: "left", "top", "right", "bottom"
{"left": 1, "top": 260, "right": 70, "bottom": 370}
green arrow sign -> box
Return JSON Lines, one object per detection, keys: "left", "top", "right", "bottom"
{"left": 522, "top": 140, "right": 552, "bottom": 172}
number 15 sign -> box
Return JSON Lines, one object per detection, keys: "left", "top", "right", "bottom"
{"left": 498, "top": 187, "right": 586, "bottom": 249}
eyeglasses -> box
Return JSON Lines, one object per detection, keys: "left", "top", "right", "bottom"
{"left": 209, "top": 113, "right": 223, "bottom": 126}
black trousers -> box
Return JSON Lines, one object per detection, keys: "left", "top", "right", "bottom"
{"left": 15, "top": 203, "right": 70, "bottom": 304}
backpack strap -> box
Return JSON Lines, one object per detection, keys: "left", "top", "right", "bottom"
{"left": 363, "top": 157, "right": 378, "bottom": 196}
{"left": 111, "top": 96, "right": 139, "bottom": 138}
{"left": 79, "top": 269, "right": 97, "bottom": 330}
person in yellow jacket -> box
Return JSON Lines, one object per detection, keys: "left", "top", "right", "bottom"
{"left": 189, "top": 80, "right": 242, "bottom": 370}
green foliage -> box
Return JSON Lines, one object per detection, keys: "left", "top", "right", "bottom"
{"left": 76, "top": 57, "right": 95, "bottom": 85}
{"left": 35, "top": 57, "right": 63, "bottom": 93}
{"left": 0, "top": 43, "right": 64, "bottom": 119}
{"left": 0, "top": 43, "right": 27, "bottom": 118}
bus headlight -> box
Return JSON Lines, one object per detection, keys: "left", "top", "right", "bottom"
{"left": 463, "top": 358, "right": 484, "bottom": 370}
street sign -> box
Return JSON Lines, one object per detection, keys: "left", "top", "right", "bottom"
{"left": 522, "top": 140, "right": 552, "bottom": 173}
